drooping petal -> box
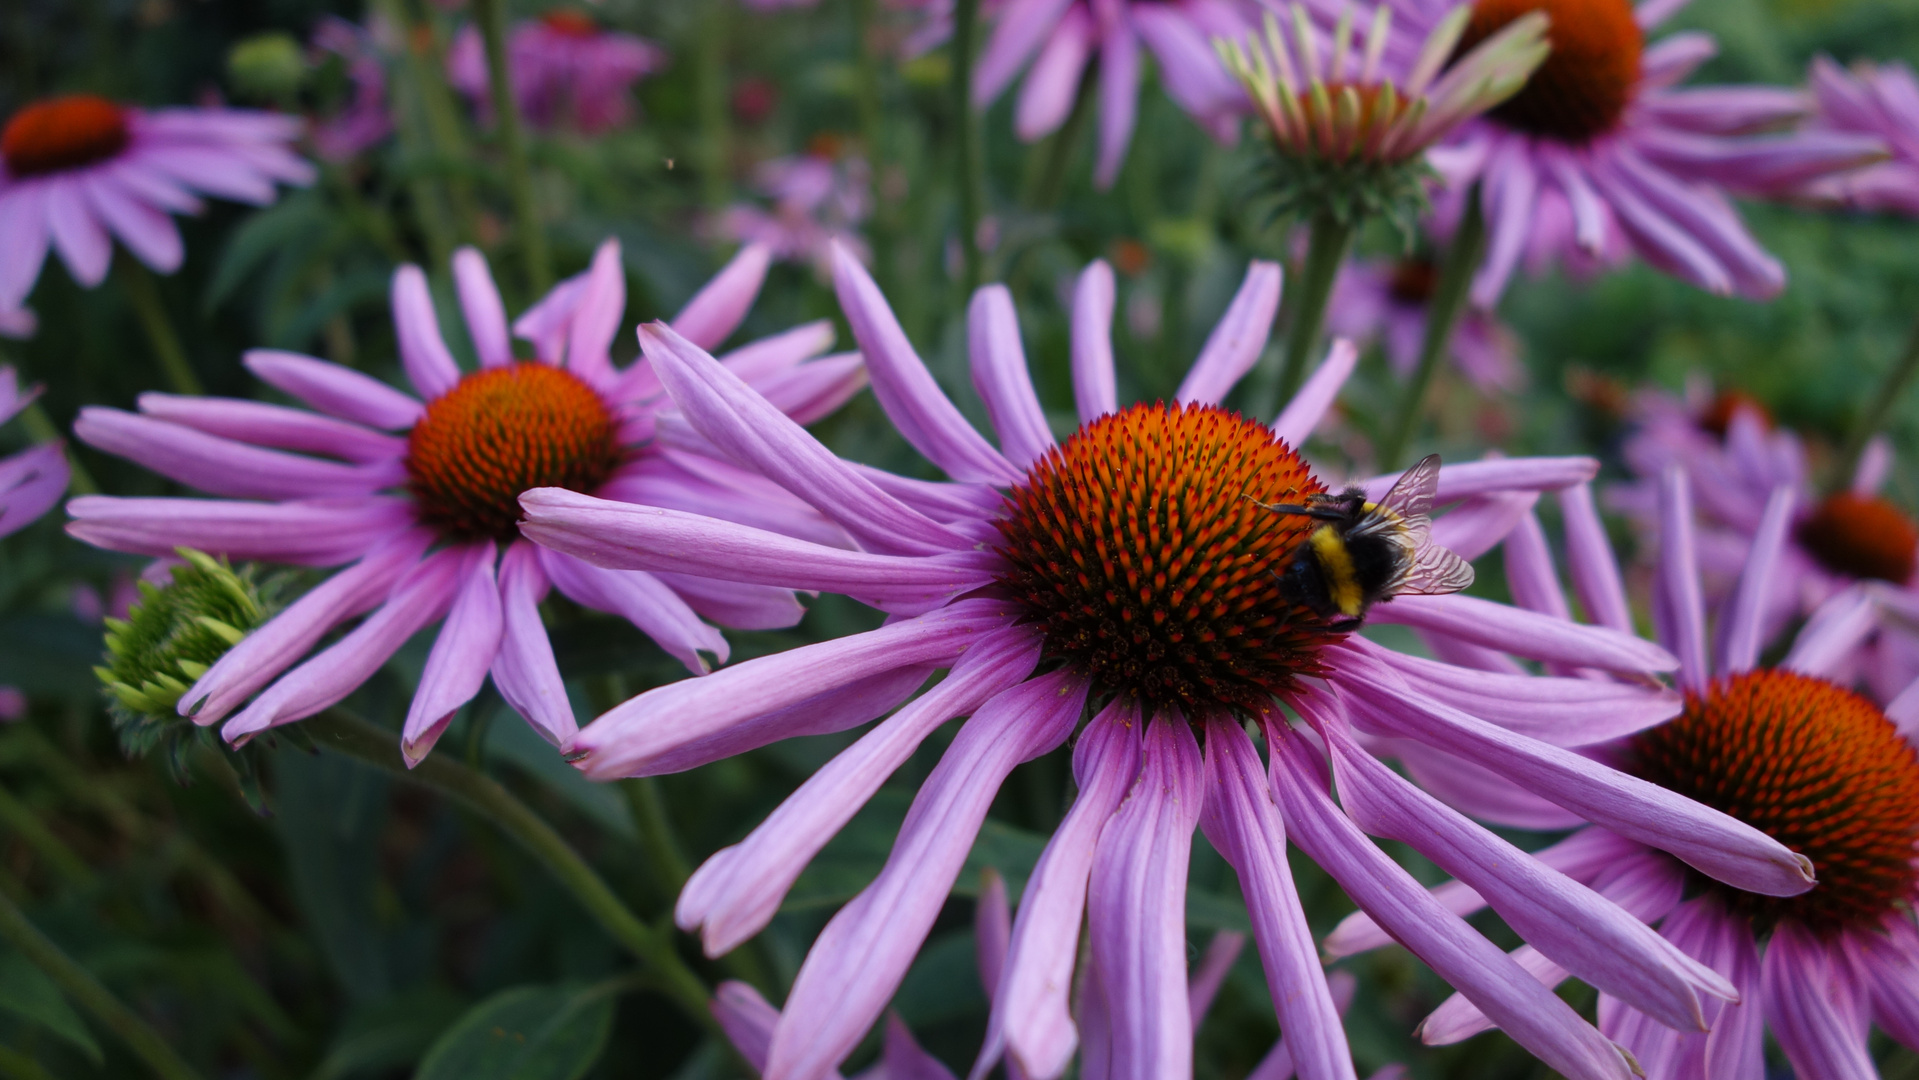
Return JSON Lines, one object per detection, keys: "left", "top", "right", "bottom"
{"left": 1093, "top": 23, "right": 1141, "bottom": 189}
{"left": 0, "top": 444, "right": 68, "bottom": 538}
{"left": 1842, "top": 916, "right": 1919, "bottom": 1051}
{"left": 1174, "top": 261, "right": 1283, "bottom": 407}
{"left": 1185, "top": 930, "right": 1246, "bottom": 1033}
{"left": 491, "top": 541, "right": 575, "bottom": 746}
{"left": 402, "top": 542, "right": 505, "bottom": 765}
{"left": 967, "top": 285, "right": 1055, "bottom": 471}
{"left": 1761, "top": 921, "right": 1875, "bottom": 1080}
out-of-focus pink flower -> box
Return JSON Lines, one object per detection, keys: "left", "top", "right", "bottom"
{"left": 0, "top": 688, "right": 25, "bottom": 722}
{"left": 68, "top": 240, "right": 867, "bottom": 766}
{"left": 1408, "top": 0, "right": 1885, "bottom": 304}
{"left": 309, "top": 16, "right": 395, "bottom": 160}
{"left": 447, "top": 11, "right": 666, "bottom": 135}
{"left": 1796, "top": 55, "right": 1919, "bottom": 216}
{"left": 720, "top": 148, "right": 871, "bottom": 275}
{"left": 73, "top": 569, "right": 142, "bottom": 625}
{"left": 0, "top": 306, "right": 34, "bottom": 340}
{"left": 0, "top": 95, "right": 313, "bottom": 309}
{"left": 0, "top": 367, "right": 70, "bottom": 541}
{"left": 522, "top": 245, "right": 1809, "bottom": 1080}
{"left": 1327, "top": 256, "right": 1523, "bottom": 392}
{"left": 1336, "top": 468, "right": 1919, "bottom": 1080}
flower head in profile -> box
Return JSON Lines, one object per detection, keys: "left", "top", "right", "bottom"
{"left": 1334, "top": 467, "right": 1919, "bottom": 1079}
{"left": 522, "top": 243, "right": 1812, "bottom": 1080}
{"left": 448, "top": 11, "right": 666, "bottom": 134}
{"left": 1412, "top": 0, "right": 1885, "bottom": 304}
{"left": 1220, "top": 3, "right": 1549, "bottom": 225}
{"left": 0, "top": 95, "right": 313, "bottom": 310}
{"left": 1795, "top": 55, "right": 1919, "bottom": 216}
{"left": 1327, "top": 253, "right": 1523, "bottom": 391}
{"left": 68, "top": 241, "right": 865, "bottom": 764}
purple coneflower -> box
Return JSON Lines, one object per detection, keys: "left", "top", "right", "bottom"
{"left": 1412, "top": 0, "right": 1886, "bottom": 304}
{"left": 1333, "top": 468, "right": 1919, "bottom": 1079}
{"left": 1797, "top": 55, "right": 1919, "bottom": 216}
{"left": 67, "top": 240, "right": 864, "bottom": 764}
{"left": 448, "top": 10, "right": 666, "bottom": 135}
{"left": 720, "top": 146, "right": 872, "bottom": 275}
{"left": 0, "top": 367, "right": 69, "bottom": 543}
{"left": 310, "top": 16, "right": 395, "bottom": 161}
{"left": 1326, "top": 255, "right": 1522, "bottom": 391}
{"left": 521, "top": 244, "right": 1812, "bottom": 1080}
{"left": 0, "top": 94, "right": 313, "bottom": 310}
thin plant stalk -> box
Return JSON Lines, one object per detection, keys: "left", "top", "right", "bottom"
{"left": 374, "top": 0, "right": 460, "bottom": 265}
{"left": 474, "top": 0, "right": 554, "bottom": 294}
{"left": 302, "top": 709, "right": 715, "bottom": 1030}
{"left": 952, "top": 0, "right": 986, "bottom": 294}
{"left": 1270, "top": 210, "right": 1353, "bottom": 412}
{"left": 1379, "top": 193, "right": 1488, "bottom": 469}
{"left": 623, "top": 777, "right": 691, "bottom": 893}
{"left": 116, "top": 258, "right": 202, "bottom": 396}
{"left": 696, "top": 1, "right": 731, "bottom": 210}
{"left": 0, "top": 889, "right": 207, "bottom": 1080}
{"left": 1027, "top": 69, "right": 1096, "bottom": 211}
{"left": 853, "top": 0, "right": 898, "bottom": 292}
{"left": 1837, "top": 313, "right": 1919, "bottom": 488}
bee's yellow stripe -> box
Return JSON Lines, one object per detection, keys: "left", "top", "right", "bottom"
{"left": 1311, "top": 526, "right": 1365, "bottom": 616}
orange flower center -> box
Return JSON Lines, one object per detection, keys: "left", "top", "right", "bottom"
{"left": 405, "top": 363, "right": 621, "bottom": 542}
{"left": 539, "top": 10, "right": 599, "bottom": 37}
{"left": 994, "top": 402, "right": 1343, "bottom": 712}
{"left": 1628, "top": 669, "right": 1919, "bottom": 935}
{"left": 1696, "top": 389, "right": 1771, "bottom": 438}
{"left": 1461, "top": 0, "right": 1642, "bottom": 142}
{"left": 1797, "top": 492, "right": 1918, "bottom": 584}
{"left": 2, "top": 94, "right": 131, "bottom": 178}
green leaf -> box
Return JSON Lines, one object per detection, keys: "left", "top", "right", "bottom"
{"left": 413, "top": 983, "right": 617, "bottom": 1080}
{"left": 0, "top": 951, "right": 101, "bottom": 1063}
{"left": 204, "top": 193, "right": 329, "bottom": 311}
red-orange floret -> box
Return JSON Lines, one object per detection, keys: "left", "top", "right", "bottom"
{"left": 539, "top": 10, "right": 600, "bottom": 37}
{"left": 1461, "top": 0, "right": 1643, "bottom": 142}
{"left": 405, "top": 363, "right": 622, "bottom": 542}
{"left": 1629, "top": 669, "right": 1919, "bottom": 935}
{"left": 994, "top": 402, "right": 1344, "bottom": 712}
{"left": 1796, "top": 492, "right": 1919, "bottom": 585}
{"left": 2, "top": 95, "right": 131, "bottom": 178}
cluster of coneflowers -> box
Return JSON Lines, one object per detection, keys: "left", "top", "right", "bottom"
{"left": 0, "top": 0, "right": 1917, "bottom": 1078}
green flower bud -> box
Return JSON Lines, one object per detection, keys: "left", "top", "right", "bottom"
{"left": 227, "top": 32, "right": 308, "bottom": 105}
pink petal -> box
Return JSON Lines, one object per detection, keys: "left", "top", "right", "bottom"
{"left": 81, "top": 173, "right": 182, "bottom": 272}
{"left": 539, "top": 548, "right": 726, "bottom": 674}
{"left": 65, "top": 494, "right": 414, "bottom": 566}
{"left": 631, "top": 665, "right": 934, "bottom": 777}
{"left": 1185, "top": 930, "right": 1245, "bottom": 1033}
{"left": 136, "top": 392, "right": 406, "bottom": 463}
{"left": 1070, "top": 260, "right": 1119, "bottom": 424}
{"left": 1367, "top": 593, "right": 1678, "bottom": 673}
{"left": 0, "top": 444, "right": 68, "bottom": 538}
{"left": 1175, "top": 261, "right": 1283, "bottom": 407}
{"left": 1015, "top": 7, "right": 1095, "bottom": 140}
{"left": 1093, "top": 23, "right": 1141, "bottom": 189}
{"left": 1761, "top": 922, "right": 1875, "bottom": 1080}
{"left": 1558, "top": 482, "right": 1632, "bottom": 634}
{"left": 452, "top": 247, "right": 513, "bottom": 368}
{"left": 491, "top": 541, "right": 575, "bottom": 746}
{"left": 1714, "top": 484, "right": 1794, "bottom": 676}
{"left": 1359, "top": 456, "right": 1599, "bottom": 505}
{"left": 0, "top": 186, "right": 54, "bottom": 308}
{"left": 402, "top": 542, "right": 505, "bottom": 764}
{"left": 967, "top": 285, "right": 1055, "bottom": 470}
{"left": 75, "top": 407, "right": 403, "bottom": 499}
{"left": 1271, "top": 340, "right": 1357, "bottom": 448}
{"left": 671, "top": 242, "right": 772, "bottom": 351}
{"left": 44, "top": 181, "right": 112, "bottom": 287}
{"left": 1653, "top": 465, "right": 1710, "bottom": 691}
{"left": 720, "top": 320, "right": 838, "bottom": 386}
{"left": 976, "top": 0, "right": 1076, "bottom": 106}
{"left": 564, "top": 239, "right": 624, "bottom": 384}
{"left": 243, "top": 349, "right": 424, "bottom": 430}
{"left": 391, "top": 265, "right": 462, "bottom": 399}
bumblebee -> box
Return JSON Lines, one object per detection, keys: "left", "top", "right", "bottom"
{"left": 1256, "top": 454, "right": 1474, "bottom": 626}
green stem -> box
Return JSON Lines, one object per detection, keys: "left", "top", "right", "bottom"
{"left": 402, "top": 2, "right": 481, "bottom": 240}
{"left": 0, "top": 889, "right": 206, "bottom": 1080}
{"left": 116, "top": 259, "right": 201, "bottom": 396}
{"left": 302, "top": 710, "right": 714, "bottom": 1027}
{"left": 695, "top": 1, "right": 731, "bottom": 210}
{"left": 474, "top": 0, "right": 553, "bottom": 294}
{"left": 375, "top": 0, "right": 458, "bottom": 266}
{"left": 1837, "top": 313, "right": 1919, "bottom": 490}
{"left": 1027, "top": 67, "right": 1095, "bottom": 211}
{"left": 623, "top": 778, "right": 690, "bottom": 894}
{"left": 952, "top": 0, "right": 986, "bottom": 294}
{"left": 1270, "top": 211, "right": 1353, "bottom": 413}
{"left": 852, "top": 0, "right": 897, "bottom": 293}
{"left": 1378, "top": 192, "right": 1487, "bottom": 470}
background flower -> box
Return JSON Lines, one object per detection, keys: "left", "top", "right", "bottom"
{"left": 447, "top": 11, "right": 666, "bottom": 134}
{"left": 1796, "top": 55, "right": 1919, "bottom": 215}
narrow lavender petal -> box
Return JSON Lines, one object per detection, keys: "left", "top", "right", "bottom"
{"left": 0, "top": 443, "right": 65, "bottom": 538}
{"left": 1843, "top": 916, "right": 1919, "bottom": 1051}
{"left": 606, "top": 449, "right": 852, "bottom": 551}
{"left": 81, "top": 173, "right": 182, "bottom": 272}
{"left": 642, "top": 322, "right": 972, "bottom": 556}
{"left": 1359, "top": 457, "right": 1598, "bottom": 505}
{"left": 764, "top": 671, "right": 1088, "bottom": 1080}
{"left": 402, "top": 543, "right": 505, "bottom": 764}
{"left": 977, "top": 868, "right": 1011, "bottom": 1005}
{"left": 651, "top": 572, "right": 805, "bottom": 631}
{"left": 519, "top": 489, "right": 997, "bottom": 615}
{"left": 491, "top": 541, "right": 575, "bottom": 746}
{"left": 1471, "top": 144, "right": 1539, "bottom": 308}
{"left": 676, "top": 629, "right": 1040, "bottom": 955}
{"left": 1265, "top": 723, "right": 1635, "bottom": 1080}
{"left": 1851, "top": 435, "right": 1892, "bottom": 495}
{"left": 671, "top": 242, "right": 772, "bottom": 351}
{"left": 849, "top": 464, "right": 1006, "bottom": 525}
{"left": 1245, "top": 972, "right": 1359, "bottom": 1080}
{"left": 869, "top": 1015, "right": 961, "bottom": 1080}
{"left": 636, "top": 666, "right": 935, "bottom": 778}
{"left": 1270, "top": 339, "right": 1357, "bottom": 447}
{"left": 1086, "top": 713, "right": 1205, "bottom": 1080}
{"left": 830, "top": 246, "right": 1018, "bottom": 485}
{"left": 1093, "top": 24, "right": 1141, "bottom": 190}
{"left": 979, "top": 701, "right": 1143, "bottom": 1080}
{"left": 0, "top": 186, "right": 52, "bottom": 310}
{"left": 1316, "top": 716, "right": 1730, "bottom": 1033}
{"left": 565, "top": 239, "right": 624, "bottom": 385}
{"left": 1366, "top": 593, "right": 1678, "bottom": 673}
{"left": 513, "top": 272, "right": 590, "bottom": 363}
{"left": 1715, "top": 485, "right": 1795, "bottom": 676}
{"left": 975, "top": 0, "right": 1076, "bottom": 105}
{"left": 1503, "top": 509, "right": 1571, "bottom": 619}
{"left": 968, "top": 286, "right": 1056, "bottom": 470}
{"left": 76, "top": 408, "right": 404, "bottom": 500}
{"left": 569, "top": 598, "right": 1013, "bottom": 778}
{"left": 1185, "top": 930, "right": 1246, "bottom": 1033}
{"left": 1783, "top": 585, "right": 1881, "bottom": 679}
{"left": 1332, "top": 661, "right": 1816, "bottom": 897}
{"left": 66, "top": 494, "right": 414, "bottom": 566}
{"left": 1558, "top": 483, "right": 1633, "bottom": 634}
{"left": 720, "top": 320, "right": 838, "bottom": 385}
{"left": 1420, "top": 946, "right": 1571, "bottom": 1044}
{"left": 1395, "top": 741, "right": 1588, "bottom": 832}
{"left": 750, "top": 352, "right": 871, "bottom": 427}
{"left": 1886, "top": 677, "right": 1919, "bottom": 743}
{"left": 1429, "top": 491, "right": 1537, "bottom": 562}
{"left": 1654, "top": 466, "right": 1710, "bottom": 691}
{"left": 540, "top": 548, "right": 727, "bottom": 674}
{"left": 223, "top": 546, "right": 466, "bottom": 743}
{"left": 1015, "top": 7, "right": 1095, "bottom": 140}
{"left": 44, "top": 181, "right": 111, "bottom": 287}
{"left": 181, "top": 532, "right": 433, "bottom": 722}
{"left": 1199, "top": 715, "right": 1356, "bottom": 1080}
{"left": 1651, "top": 900, "right": 1764, "bottom": 1080}
{"left": 244, "top": 349, "right": 424, "bottom": 430}
{"left": 1762, "top": 922, "right": 1876, "bottom": 1080}
{"left": 1071, "top": 260, "right": 1119, "bottom": 423}
{"left": 452, "top": 247, "right": 513, "bottom": 368}
{"left": 1175, "top": 261, "right": 1284, "bottom": 407}
{"left": 713, "top": 981, "right": 783, "bottom": 1073}
{"left": 136, "top": 393, "right": 407, "bottom": 463}
{"left": 391, "top": 265, "right": 463, "bottom": 400}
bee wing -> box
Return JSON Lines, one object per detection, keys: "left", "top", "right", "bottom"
{"left": 1374, "top": 454, "right": 1443, "bottom": 543}
{"left": 1397, "top": 541, "right": 1476, "bottom": 596}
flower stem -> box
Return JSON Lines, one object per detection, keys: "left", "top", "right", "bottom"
{"left": 695, "top": 1, "right": 732, "bottom": 211}
{"left": 1837, "top": 312, "right": 1919, "bottom": 489}
{"left": 1378, "top": 192, "right": 1487, "bottom": 470}
{"left": 1027, "top": 68, "right": 1095, "bottom": 211}
{"left": 473, "top": 0, "right": 553, "bottom": 295}
{"left": 0, "top": 889, "right": 207, "bottom": 1080}
{"left": 623, "top": 777, "right": 691, "bottom": 894}
{"left": 116, "top": 258, "right": 202, "bottom": 396}
{"left": 853, "top": 0, "right": 898, "bottom": 293}
{"left": 952, "top": 0, "right": 986, "bottom": 294}
{"left": 302, "top": 709, "right": 714, "bottom": 1029}
{"left": 1270, "top": 211, "right": 1353, "bottom": 413}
